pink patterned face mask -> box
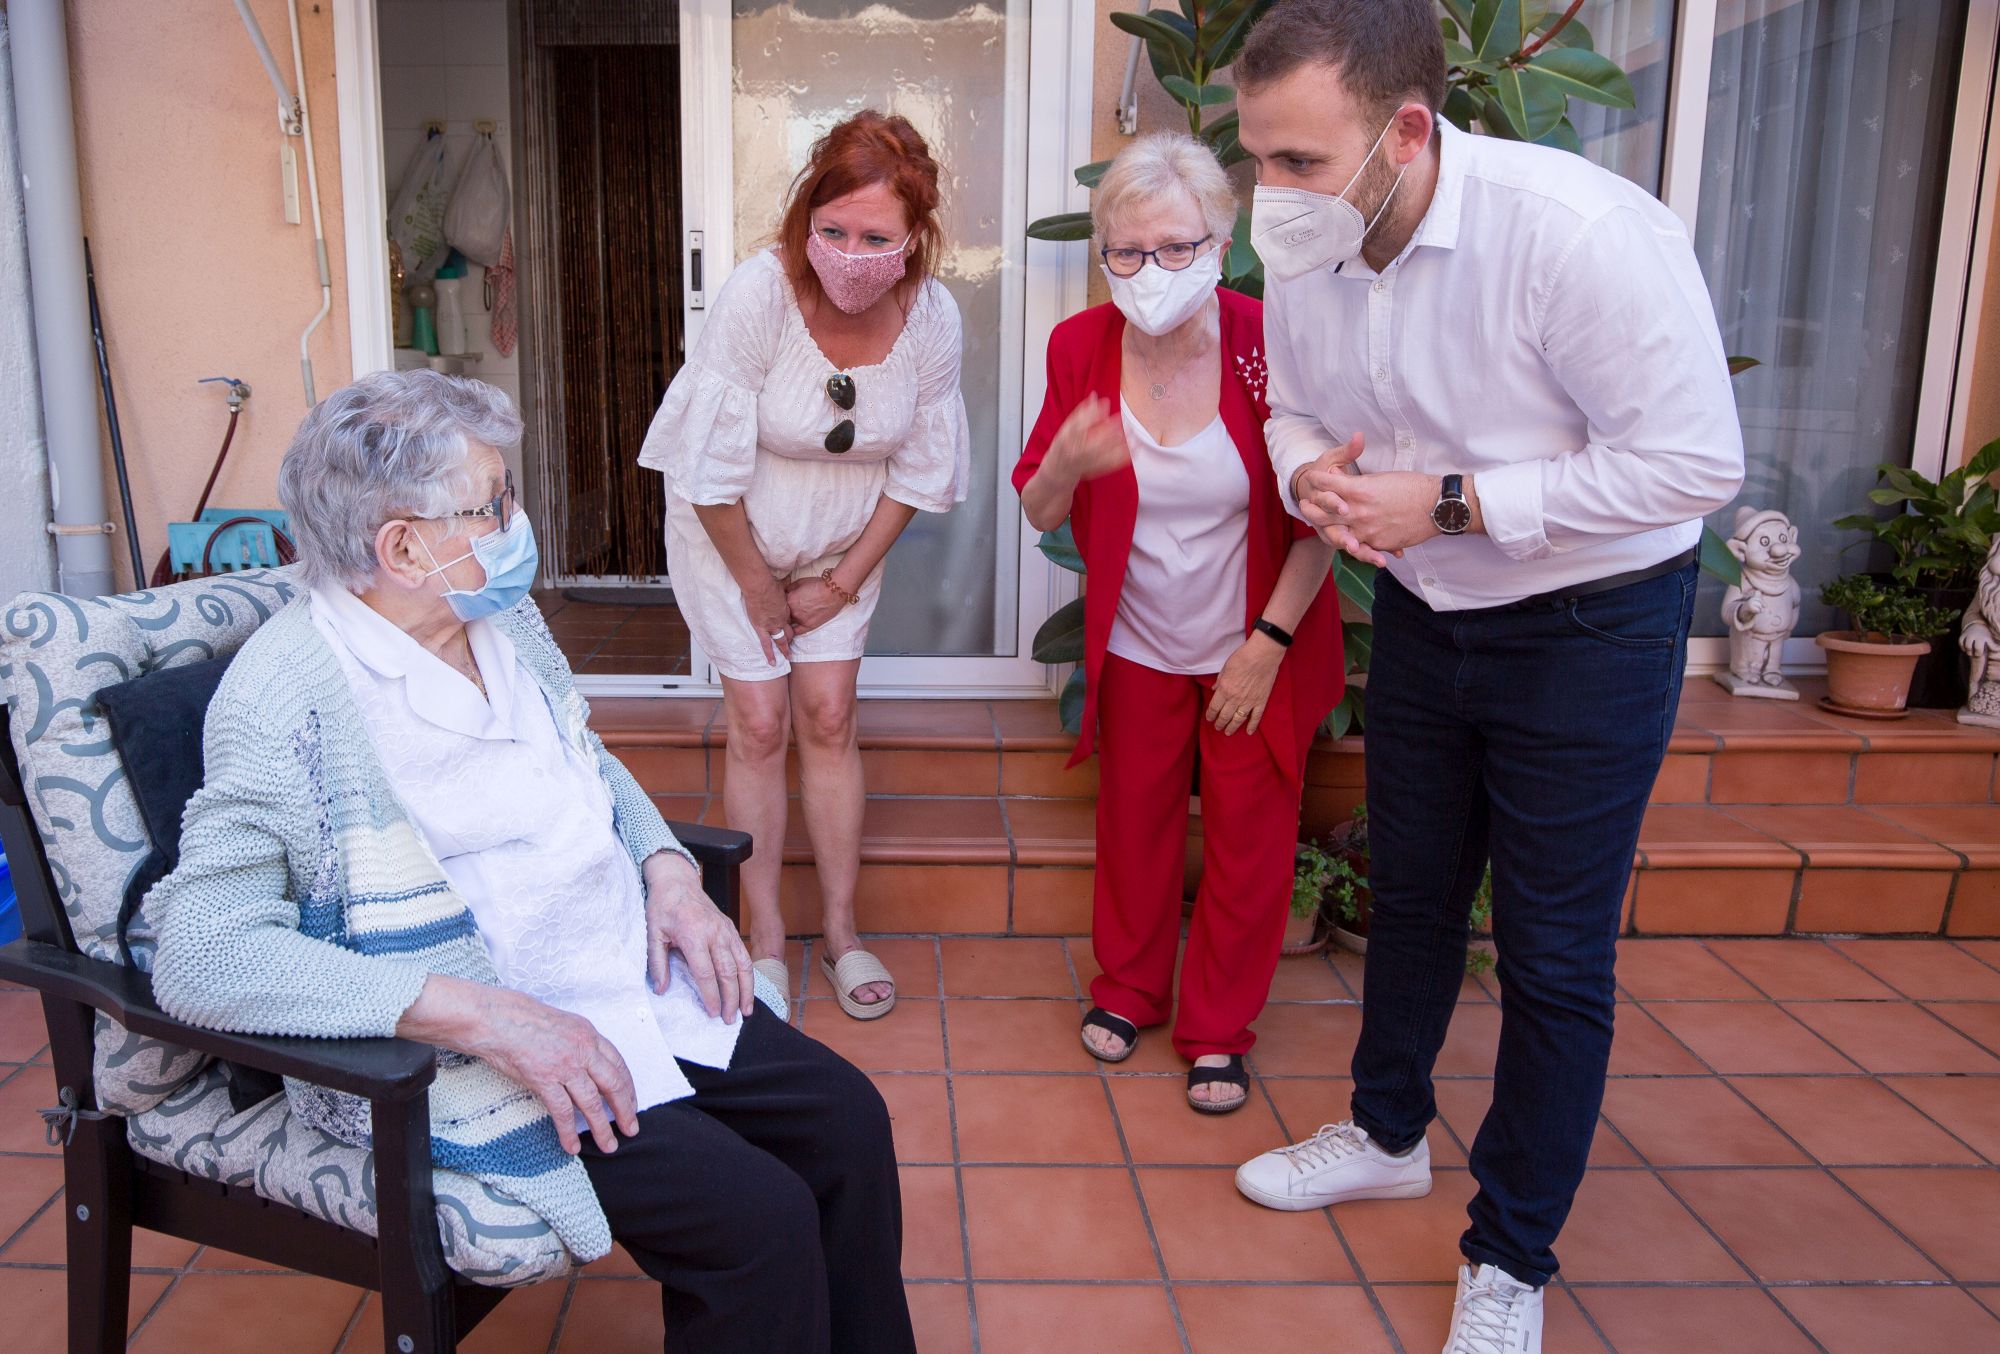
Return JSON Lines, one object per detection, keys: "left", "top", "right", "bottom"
{"left": 806, "top": 227, "right": 910, "bottom": 314}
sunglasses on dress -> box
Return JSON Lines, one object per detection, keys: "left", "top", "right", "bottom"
{"left": 825, "top": 373, "right": 856, "bottom": 454}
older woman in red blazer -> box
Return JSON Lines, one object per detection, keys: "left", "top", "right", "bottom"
{"left": 1014, "top": 133, "right": 1342, "bottom": 1114}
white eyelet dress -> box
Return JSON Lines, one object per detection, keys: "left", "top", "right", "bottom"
{"left": 638, "top": 249, "right": 972, "bottom": 681}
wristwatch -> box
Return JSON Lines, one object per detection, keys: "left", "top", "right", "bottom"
{"left": 1431, "top": 474, "right": 1472, "bottom": 535}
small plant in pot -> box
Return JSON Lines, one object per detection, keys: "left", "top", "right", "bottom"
{"left": 1296, "top": 806, "right": 1495, "bottom": 974}
{"left": 1816, "top": 574, "right": 1960, "bottom": 718}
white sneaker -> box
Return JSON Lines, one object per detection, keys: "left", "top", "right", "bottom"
{"left": 1233, "top": 1120, "right": 1432, "bottom": 1211}
{"left": 1443, "top": 1263, "right": 1542, "bottom": 1354}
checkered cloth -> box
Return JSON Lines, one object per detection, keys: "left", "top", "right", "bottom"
{"left": 488, "top": 226, "right": 518, "bottom": 358}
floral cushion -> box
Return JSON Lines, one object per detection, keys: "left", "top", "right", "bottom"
{"left": 1, "top": 570, "right": 302, "bottom": 1113}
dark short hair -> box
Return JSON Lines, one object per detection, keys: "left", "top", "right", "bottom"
{"left": 1237, "top": 0, "right": 1447, "bottom": 117}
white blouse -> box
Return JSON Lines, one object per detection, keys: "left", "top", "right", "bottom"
{"left": 309, "top": 585, "right": 741, "bottom": 1118}
{"left": 1107, "top": 399, "right": 1251, "bottom": 675}
{"left": 638, "top": 248, "right": 971, "bottom": 515}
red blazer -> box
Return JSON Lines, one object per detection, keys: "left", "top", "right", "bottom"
{"left": 1013, "top": 290, "right": 1343, "bottom": 775}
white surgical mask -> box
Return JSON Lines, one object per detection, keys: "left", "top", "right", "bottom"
{"left": 1103, "top": 248, "right": 1221, "bottom": 337}
{"left": 1250, "top": 116, "right": 1410, "bottom": 283}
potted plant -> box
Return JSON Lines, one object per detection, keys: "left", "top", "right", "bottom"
{"left": 1832, "top": 440, "right": 2000, "bottom": 707}
{"left": 1816, "top": 574, "right": 1960, "bottom": 717}
{"left": 1290, "top": 832, "right": 1365, "bottom": 956}
{"left": 1296, "top": 806, "right": 1494, "bottom": 973}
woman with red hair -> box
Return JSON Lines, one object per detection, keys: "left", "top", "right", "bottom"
{"left": 641, "top": 111, "right": 969, "bottom": 1021}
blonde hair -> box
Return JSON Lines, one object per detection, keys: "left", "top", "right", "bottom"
{"left": 1093, "top": 132, "right": 1238, "bottom": 245}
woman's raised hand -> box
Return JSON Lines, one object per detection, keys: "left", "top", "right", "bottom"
{"left": 1051, "top": 397, "right": 1131, "bottom": 483}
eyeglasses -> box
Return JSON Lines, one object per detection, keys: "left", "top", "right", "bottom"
{"left": 1099, "top": 236, "right": 1212, "bottom": 279}
{"left": 415, "top": 469, "right": 516, "bottom": 531}
{"left": 825, "top": 373, "right": 856, "bottom": 454}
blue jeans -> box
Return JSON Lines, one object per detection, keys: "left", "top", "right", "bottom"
{"left": 1350, "top": 563, "right": 1695, "bottom": 1286}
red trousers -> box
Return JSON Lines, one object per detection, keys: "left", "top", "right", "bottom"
{"left": 1091, "top": 653, "right": 1304, "bottom": 1059}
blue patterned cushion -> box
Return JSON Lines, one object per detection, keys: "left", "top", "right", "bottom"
{"left": 1, "top": 569, "right": 302, "bottom": 1112}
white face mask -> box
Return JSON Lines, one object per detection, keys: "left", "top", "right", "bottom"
{"left": 1250, "top": 116, "right": 1410, "bottom": 283}
{"left": 1103, "top": 248, "right": 1222, "bottom": 337}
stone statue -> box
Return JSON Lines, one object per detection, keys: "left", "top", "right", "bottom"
{"left": 1958, "top": 536, "right": 2000, "bottom": 729}
{"left": 1714, "top": 506, "right": 1802, "bottom": 701}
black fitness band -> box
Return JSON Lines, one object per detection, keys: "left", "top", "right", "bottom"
{"left": 1252, "top": 618, "right": 1294, "bottom": 648}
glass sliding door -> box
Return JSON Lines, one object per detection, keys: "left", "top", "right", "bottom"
{"left": 729, "top": 0, "right": 1033, "bottom": 681}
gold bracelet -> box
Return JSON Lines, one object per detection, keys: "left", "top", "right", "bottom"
{"left": 821, "top": 568, "right": 861, "bottom": 607}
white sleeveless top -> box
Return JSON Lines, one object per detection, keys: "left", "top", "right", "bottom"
{"left": 1107, "top": 398, "right": 1251, "bottom": 675}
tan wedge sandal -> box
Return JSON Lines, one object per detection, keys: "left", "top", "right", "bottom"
{"left": 820, "top": 948, "right": 897, "bottom": 1021}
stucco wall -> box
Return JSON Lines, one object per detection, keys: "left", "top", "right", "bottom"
{"left": 0, "top": 8, "right": 57, "bottom": 601}
{"left": 63, "top": 0, "right": 352, "bottom": 591}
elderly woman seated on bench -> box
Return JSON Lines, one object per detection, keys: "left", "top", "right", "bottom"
{"left": 149, "top": 369, "right": 916, "bottom": 1354}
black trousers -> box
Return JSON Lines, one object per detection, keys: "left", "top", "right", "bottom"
{"left": 578, "top": 1006, "right": 916, "bottom": 1354}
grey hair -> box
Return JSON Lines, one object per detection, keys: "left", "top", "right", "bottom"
{"left": 1093, "top": 132, "right": 1238, "bottom": 246}
{"left": 277, "top": 369, "right": 523, "bottom": 590}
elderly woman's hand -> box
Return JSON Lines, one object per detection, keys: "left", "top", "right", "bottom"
{"left": 643, "top": 851, "right": 757, "bottom": 1022}
{"left": 741, "top": 578, "right": 795, "bottom": 666}
{"left": 1205, "top": 630, "right": 1286, "bottom": 737}
{"left": 785, "top": 575, "right": 844, "bottom": 636}
{"left": 1049, "top": 397, "right": 1131, "bottom": 484}
{"left": 399, "top": 975, "right": 639, "bottom": 1155}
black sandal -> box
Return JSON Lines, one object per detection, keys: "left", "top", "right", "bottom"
{"left": 1186, "top": 1055, "right": 1249, "bottom": 1114}
{"left": 1080, "top": 1008, "right": 1139, "bottom": 1064}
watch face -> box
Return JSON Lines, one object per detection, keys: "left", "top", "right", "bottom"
{"left": 1433, "top": 497, "right": 1472, "bottom": 534}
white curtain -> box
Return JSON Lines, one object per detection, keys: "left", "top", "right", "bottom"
{"left": 1571, "top": 0, "right": 1679, "bottom": 193}
{"left": 1692, "top": 0, "right": 1967, "bottom": 635}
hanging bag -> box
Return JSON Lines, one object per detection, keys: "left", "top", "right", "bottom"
{"left": 388, "top": 132, "right": 456, "bottom": 278}
{"left": 444, "top": 131, "right": 512, "bottom": 268}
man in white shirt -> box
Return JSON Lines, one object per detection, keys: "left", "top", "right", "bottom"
{"left": 1226, "top": 4, "right": 1744, "bottom": 1351}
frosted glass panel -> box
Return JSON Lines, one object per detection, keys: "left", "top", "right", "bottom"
{"left": 731, "top": 0, "right": 1024, "bottom": 657}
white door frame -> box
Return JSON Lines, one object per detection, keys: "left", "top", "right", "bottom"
{"left": 330, "top": 0, "right": 1089, "bottom": 700}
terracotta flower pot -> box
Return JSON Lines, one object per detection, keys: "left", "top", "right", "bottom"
{"left": 1281, "top": 906, "right": 1325, "bottom": 956}
{"left": 1816, "top": 630, "right": 1933, "bottom": 715}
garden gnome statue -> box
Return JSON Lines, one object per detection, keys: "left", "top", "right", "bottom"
{"left": 1958, "top": 536, "right": 2000, "bottom": 729}
{"left": 1714, "top": 506, "right": 1802, "bottom": 700}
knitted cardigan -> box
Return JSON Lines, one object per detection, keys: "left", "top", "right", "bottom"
{"left": 148, "top": 593, "right": 689, "bottom": 1262}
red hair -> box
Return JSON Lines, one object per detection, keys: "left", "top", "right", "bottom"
{"left": 777, "top": 111, "right": 944, "bottom": 313}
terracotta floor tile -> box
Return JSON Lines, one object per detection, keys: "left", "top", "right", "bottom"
{"left": 1261, "top": 1077, "right": 1467, "bottom": 1166}
{"left": 1606, "top": 1007, "right": 1709, "bottom": 1076}
{"left": 580, "top": 1241, "right": 644, "bottom": 1278}
{"left": 987, "top": 699, "right": 1074, "bottom": 750}
{"left": 953, "top": 1074, "right": 1122, "bottom": 1163}
{"left": 1328, "top": 947, "right": 1484, "bottom": 1003}
{"left": 1960, "top": 941, "right": 2000, "bottom": 969}
{"left": 1374, "top": 1281, "right": 1601, "bottom": 1353}
{"left": 553, "top": 1277, "right": 662, "bottom": 1352}
{"left": 1708, "top": 749, "right": 1853, "bottom": 803}
{"left": 1833, "top": 939, "right": 2000, "bottom": 1000}
{"left": 1793, "top": 867, "right": 1953, "bottom": 934}
{"left": 800, "top": 936, "right": 941, "bottom": 997}
{"left": 588, "top": 695, "right": 715, "bottom": 740}
{"left": 1630, "top": 867, "right": 1797, "bottom": 935}
{"left": 0, "top": 1154, "right": 60, "bottom": 1253}
{"left": 1065, "top": 939, "right": 1104, "bottom": 992}
{"left": 971, "top": 1283, "right": 1180, "bottom": 1354}
{"left": 900, "top": 1164, "right": 966, "bottom": 1280}
{"left": 189, "top": 1244, "right": 292, "bottom": 1272}
{"left": 0, "top": 1266, "right": 170, "bottom": 1346}
{"left": 1835, "top": 1167, "right": 2000, "bottom": 1281}
{"left": 1871, "top": 806, "right": 2000, "bottom": 867}
{"left": 1574, "top": 1285, "right": 1820, "bottom": 1354}
{"left": 1004, "top": 798, "right": 1098, "bottom": 866}
{"left": 4, "top": 1192, "right": 201, "bottom": 1270}
{"left": 1855, "top": 750, "right": 1998, "bottom": 804}
{"left": 1885, "top": 1075, "right": 2000, "bottom": 1161}
{"left": 1615, "top": 940, "right": 1764, "bottom": 1001}
{"left": 1667, "top": 1168, "right": 1943, "bottom": 1282}
{"left": 999, "top": 749, "right": 1099, "bottom": 797}
{"left": 1265, "top": 951, "right": 1350, "bottom": 1001}
{"left": 0, "top": 991, "right": 48, "bottom": 1062}
{"left": 1109, "top": 1074, "right": 1284, "bottom": 1165}
{"left": 862, "top": 746, "right": 1001, "bottom": 796}
{"left": 1776, "top": 1285, "right": 2000, "bottom": 1354}
{"left": 0, "top": 1065, "right": 61, "bottom": 1156}
{"left": 348, "top": 1279, "right": 569, "bottom": 1354}
{"left": 128, "top": 1272, "right": 365, "bottom": 1353}
{"left": 1175, "top": 1284, "right": 1394, "bottom": 1353}
{"left": 1559, "top": 1169, "right": 1749, "bottom": 1282}
{"left": 1434, "top": 1002, "right": 1504, "bottom": 1076}
{"left": 938, "top": 938, "right": 1077, "bottom": 997}
{"left": 853, "top": 699, "right": 998, "bottom": 749}
{"left": 1781, "top": 1001, "right": 2000, "bottom": 1074}
{"left": 1726, "top": 805, "right": 1959, "bottom": 867}
{"left": 1730, "top": 1075, "right": 1981, "bottom": 1165}
{"left": 1247, "top": 1001, "right": 1362, "bottom": 1076}
{"left": 797, "top": 997, "right": 946, "bottom": 1072}
{"left": 1139, "top": 1166, "right": 1356, "bottom": 1281}
{"left": 1599, "top": 1077, "right": 1809, "bottom": 1166}
{"left": 873, "top": 1073, "right": 954, "bottom": 1164}
{"left": 1011, "top": 869, "right": 1095, "bottom": 935}
{"left": 1643, "top": 1002, "right": 1857, "bottom": 1074}
{"left": 1334, "top": 1166, "right": 1482, "bottom": 1282}
{"left": 904, "top": 1282, "right": 973, "bottom": 1354}
{"left": 1703, "top": 940, "right": 1898, "bottom": 999}
{"left": 1929, "top": 1002, "right": 2000, "bottom": 1055}
{"left": 945, "top": 998, "right": 1088, "bottom": 1073}
{"left": 1639, "top": 805, "right": 1803, "bottom": 861}
{"left": 960, "top": 1166, "right": 1158, "bottom": 1280}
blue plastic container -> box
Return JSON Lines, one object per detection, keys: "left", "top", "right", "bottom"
{"left": 0, "top": 847, "right": 18, "bottom": 946}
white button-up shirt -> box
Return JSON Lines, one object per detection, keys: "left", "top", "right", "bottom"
{"left": 310, "top": 584, "right": 739, "bottom": 1118}
{"left": 1265, "top": 119, "right": 1745, "bottom": 611}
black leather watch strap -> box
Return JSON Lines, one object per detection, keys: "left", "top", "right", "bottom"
{"left": 1252, "top": 618, "right": 1295, "bottom": 648}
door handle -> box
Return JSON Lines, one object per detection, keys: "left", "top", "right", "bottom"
{"left": 689, "top": 230, "right": 706, "bottom": 310}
